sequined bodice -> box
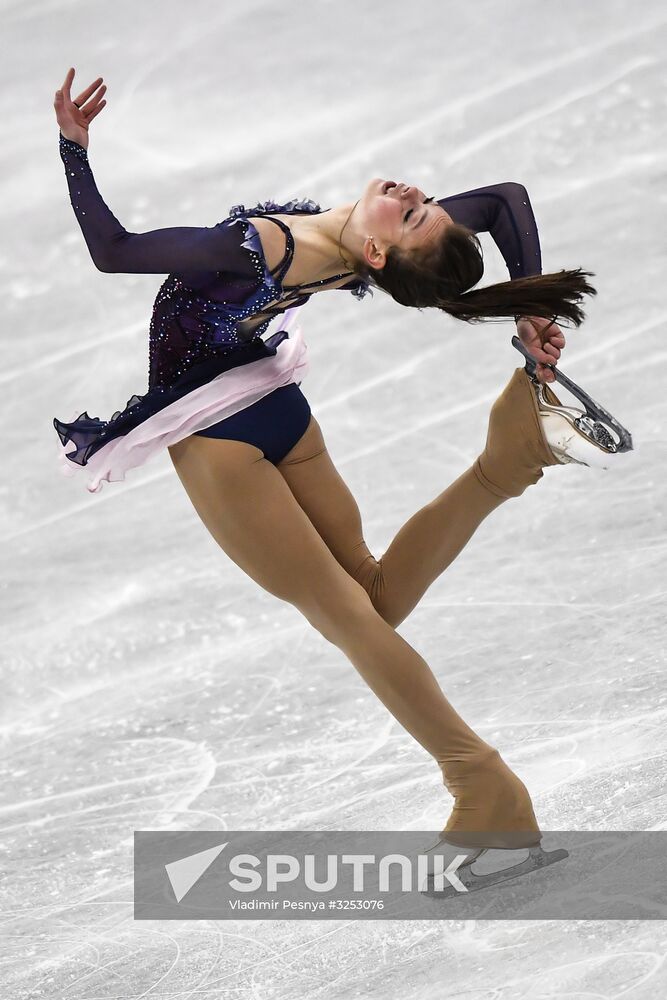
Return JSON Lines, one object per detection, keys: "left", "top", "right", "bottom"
{"left": 58, "top": 131, "right": 544, "bottom": 393}
{"left": 147, "top": 197, "right": 370, "bottom": 388}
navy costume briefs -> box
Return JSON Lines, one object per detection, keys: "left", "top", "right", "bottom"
{"left": 192, "top": 382, "right": 311, "bottom": 465}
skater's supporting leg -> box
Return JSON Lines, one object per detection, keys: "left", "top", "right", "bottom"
{"left": 169, "top": 432, "right": 540, "bottom": 848}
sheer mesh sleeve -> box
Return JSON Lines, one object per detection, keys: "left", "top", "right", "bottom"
{"left": 58, "top": 132, "right": 259, "bottom": 278}
{"left": 437, "top": 182, "right": 542, "bottom": 280}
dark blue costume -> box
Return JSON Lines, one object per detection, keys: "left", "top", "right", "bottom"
{"left": 53, "top": 132, "right": 542, "bottom": 490}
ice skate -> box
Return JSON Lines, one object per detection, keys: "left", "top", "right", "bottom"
{"left": 511, "top": 334, "right": 633, "bottom": 469}
{"left": 424, "top": 747, "right": 570, "bottom": 897}
{"left": 419, "top": 835, "right": 569, "bottom": 898}
{"left": 473, "top": 365, "right": 568, "bottom": 499}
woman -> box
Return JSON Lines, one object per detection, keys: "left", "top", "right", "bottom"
{"left": 53, "top": 69, "right": 598, "bottom": 872}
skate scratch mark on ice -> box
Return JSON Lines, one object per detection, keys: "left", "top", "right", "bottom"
{"left": 432, "top": 601, "right": 611, "bottom": 624}
{"left": 466, "top": 534, "right": 667, "bottom": 566}
{"left": 0, "top": 801, "right": 227, "bottom": 836}
{"left": 0, "top": 635, "right": 289, "bottom": 738}
{"left": 226, "top": 671, "right": 287, "bottom": 742}
{"left": 109, "top": 0, "right": 270, "bottom": 143}
{"left": 75, "top": 922, "right": 186, "bottom": 997}
{"left": 56, "top": 926, "right": 180, "bottom": 997}
{"left": 0, "top": 764, "right": 214, "bottom": 817}
{"left": 281, "top": 18, "right": 667, "bottom": 197}
{"left": 439, "top": 56, "right": 656, "bottom": 170}
{"left": 616, "top": 590, "right": 667, "bottom": 607}
{"left": 138, "top": 742, "right": 218, "bottom": 829}
{"left": 187, "top": 937, "right": 287, "bottom": 995}
{"left": 202, "top": 926, "right": 349, "bottom": 992}
{"left": 556, "top": 349, "right": 667, "bottom": 388}
{"left": 282, "top": 341, "right": 445, "bottom": 413}
{"left": 0, "top": 319, "right": 145, "bottom": 386}
{"left": 422, "top": 618, "right": 621, "bottom": 681}
{"left": 288, "top": 791, "right": 385, "bottom": 826}
{"left": 474, "top": 715, "right": 666, "bottom": 731}
{"left": 10, "top": 880, "right": 137, "bottom": 931}
{"left": 537, "top": 151, "right": 665, "bottom": 205}
{"left": 300, "top": 714, "right": 397, "bottom": 793}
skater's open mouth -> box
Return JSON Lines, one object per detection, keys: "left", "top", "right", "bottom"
{"left": 381, "top": 180, "right": 398, "bottom": 194}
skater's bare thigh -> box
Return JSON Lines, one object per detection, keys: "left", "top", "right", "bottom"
{"left": 167, "top": 434, "right": 375, "bottom": 637}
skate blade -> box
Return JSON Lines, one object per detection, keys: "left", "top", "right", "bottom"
{"left": 420, "top": 845, "right": 569, "bottom": 898}
{"left": 511, "top": 334, "right": 633, "bottom": 454}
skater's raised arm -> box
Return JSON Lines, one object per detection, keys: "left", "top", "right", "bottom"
{"left": 54, "top": 68, "right": 261, "bottom": 278}
{"left": 437, "top": 182, "right": 542, "bottom": 280}
{"left": 58, "top": 134, "right": 261, "bottom": 278}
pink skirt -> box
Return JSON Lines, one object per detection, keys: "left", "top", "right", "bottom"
{"left": 54, "top": 307, "right": 308, "bottom": 494}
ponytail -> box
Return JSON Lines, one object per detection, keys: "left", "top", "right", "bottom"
{"left": 440, "top": 266, "right": 598, "bottom": 327}
{"left": 355, "top": 222, "right": 597, "bottom": 328}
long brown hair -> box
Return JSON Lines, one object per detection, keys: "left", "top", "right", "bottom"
{"left": 356, "top": 222, "right": 597, "bottom": 327}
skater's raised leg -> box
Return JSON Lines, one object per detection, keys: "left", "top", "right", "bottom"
{"left": 278, "top": 367, "right": 562, "bottom": 628}
{"left": 169, "top": 431, "right": 541, "bottom": 849}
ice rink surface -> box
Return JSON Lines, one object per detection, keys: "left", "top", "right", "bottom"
{"left": 2, "top": 0, "right": 666, "bottom": 995}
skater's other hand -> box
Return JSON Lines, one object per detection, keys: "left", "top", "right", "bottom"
{"left": 54, "top": 68, "right": 107, "bottom": 151}
{"left": 516, "top": 315, "right": 566, "bottom": 384}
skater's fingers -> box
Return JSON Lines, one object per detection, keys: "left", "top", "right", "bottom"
{"left": 544, "top": 333, "right": 565, "bottom": 353}
{"left": 543, "top": 342, "right": 561, "bottom": 361}
{"left": 526, "top": 318, "right": 565, "bottom": 347}
{"left": 536, "top": 364, "right": 556, "bottom": 383}
{"left": 61, "top": 67, "right": 74, "bottom": 100}
{"left": 74, "top": 77, "right": 105, "bottom": 112}
{"left": 529, "top": 345, "right": 556, "bottom": 366}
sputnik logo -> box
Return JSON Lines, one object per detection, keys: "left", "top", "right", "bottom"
{"left": 165, "top": 842, "right": 228, "bottom": 902}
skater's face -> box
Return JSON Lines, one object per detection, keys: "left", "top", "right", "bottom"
{"left": 359, "top": 177, "right": 453, "bottom": 270}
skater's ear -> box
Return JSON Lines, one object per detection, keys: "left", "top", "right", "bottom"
{"left": 355, "top": 221, "right": 484, "bottom": 312}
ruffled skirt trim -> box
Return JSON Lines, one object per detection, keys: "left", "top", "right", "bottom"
{"left": 53, "top": 310, "right": 308, "bottom": 494}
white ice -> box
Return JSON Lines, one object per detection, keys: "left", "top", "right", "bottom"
{"left": 2, "top": 0, "right": 667, "bottom": 997}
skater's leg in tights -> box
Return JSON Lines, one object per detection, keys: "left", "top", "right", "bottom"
{"left": 168, "top": 380, "right": 550, "bottom": 848}
{"left": 277, "top": 367, "right": 562, "bottom": 630}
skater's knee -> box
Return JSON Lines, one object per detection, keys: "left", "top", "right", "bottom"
{"left": 352, "top": 555, "right": 394, "bottom": 620}
{"left": 357, "top": 557, "right": 409, "bottom": 630}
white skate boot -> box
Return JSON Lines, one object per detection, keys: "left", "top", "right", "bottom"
{"left": 537, "top": 384, "right": 616, "bottom": 469}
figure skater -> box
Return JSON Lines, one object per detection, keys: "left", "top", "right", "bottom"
{"left": 53, "top": 69, "right": 621, "bottom": 890}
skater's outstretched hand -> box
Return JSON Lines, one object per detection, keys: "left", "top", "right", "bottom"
{"left": 54, "top": 68, "right": 107, "bottom": 151}
{"left": 516, "top": 315, "right": 566, "bottom": 384}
